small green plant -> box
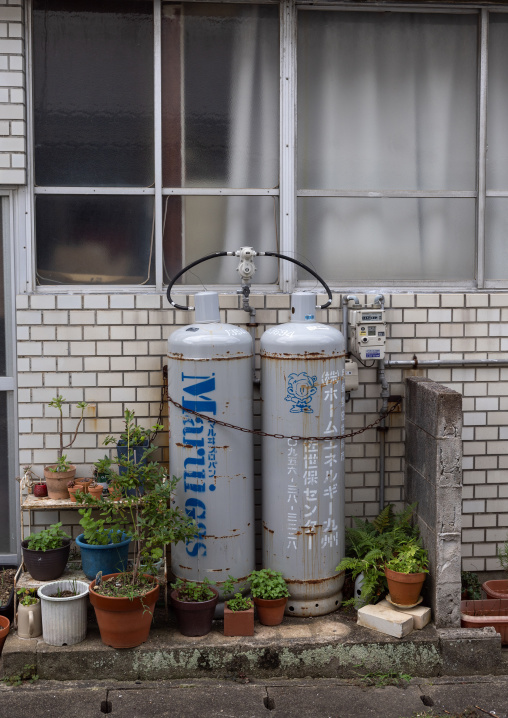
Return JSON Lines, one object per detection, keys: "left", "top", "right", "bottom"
{"left": 78, "top": 507, "right": 124, "bottom": 546}
{"left": 498, "top": 539, "right": 508, "bottom": 572}
{"left": 247, "top": 569, "right": 289, "bottom": 600}
{"left": 385, "top": 541, "right": 428, "bottom": 574}
{"left": 171, "top": 577, "right": 216, "bottom": 602}
{"left": 3, "top": 664, "right": 39, "bottom": 686}
{"left": 25, "top": 523, "right": 70, "bottom": 552}
{"left": 16, "top": 588, "right": 38, "bottom": 606}
{"left": 222, "top": 575, "right": 253, "bottom": 611}
{"left": 47, "top": 454, "right": 73, "bottom": 474}
{"left": 359, "top": 670, "right": 412, "bottom": 688}
{"left": 461, "top": 571, "right": 482, "bottom": 600}
{"left": 48, "top": 395, "right": 88, "bottom": 462}
{"left": 227, "top": 593, "right": 253, "bottom": 612}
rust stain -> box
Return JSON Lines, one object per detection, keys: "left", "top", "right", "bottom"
{"left": 167, "top": 354, "right": 251, "bottom": 362}
{"left": 178, "top": 565, "right": 192, "bottom": 570}
{"left": 288, "top": 577, "right": 331, "bottom": 586}
{"left": 203, "top": 534, "right": 241, "bottom": 540}
{"left": 175, "top": 443, "right": 193, "bottom": 448}
{"left": 263, "top": 525, "right": 274, "bottom": 535}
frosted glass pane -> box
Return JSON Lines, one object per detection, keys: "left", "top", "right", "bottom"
{"left": 33, "top": 0, "right": 154, "bottom": 187}
{"left": 298, "top": 12, "right": 477, "bottom": 190}
{"left": 486, "top": 199, "right": 508, "bottom": 280}
{"left": 162, "top": 3, "right": 279, "bottom": 188}
{"left": 487, "top": 16, "right": 508, "bottom": 189}
{"left": 297, "top": 198, "right": 475, "bottom": 282}
{"left": 163, "top": 196, "right": 278, "bottom": 284}
{"left": 36, "top": 196, "right": 155, "bottom": 285}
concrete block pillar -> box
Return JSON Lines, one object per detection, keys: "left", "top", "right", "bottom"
{"left": 405, "top": 376, "right": 462, "bottom": 628}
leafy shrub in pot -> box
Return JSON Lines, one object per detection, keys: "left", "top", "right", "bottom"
{"left": 384, "top": 540, "right": 429, "bottom": 607}
{"left": 21, "top": 523, "right": 71, "bottom": 581}
{"left": 222, "top": 575, "right": 254, "bottom": 636}
{"left": 43, "top": 396, "right": 89, "bottom": 499}
{"left": 247, "top": 569, "right": 289, "bottom": 626}
{"left": 84, "top": 409, "right": 198, "bottom": 648}
{"left": 170, "top": 578, "right": 219, "bottom": 637}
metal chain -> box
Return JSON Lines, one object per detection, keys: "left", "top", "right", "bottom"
{"left": 167, "top": 395, "right": 401, "bottom": 442}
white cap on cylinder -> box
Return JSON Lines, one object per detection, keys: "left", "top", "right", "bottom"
{"left": 291, "top": 292, "right": 316, "bottom": 322}
{"left": 194, "top": 291, "right": 221, "bottom": 323}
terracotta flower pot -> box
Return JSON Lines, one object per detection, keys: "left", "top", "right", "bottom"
{"left": 170, "top": 587, "right": 218, "bottom": 636}
{"left": 384, "top": 568, "right": 426, "bottom": 607}
{"left": 74, "top": 479, "right": 91, "bottom": 494}
{"left": 44, "top": 466, "right": 76, "bottom": 500}
{"left": 67, "top": 485, "right": 80, "bottom": 503}
{"left": 88, "top": 485, "right": 103, "bottom": 500}
{"left": 33, "top": 483, "right": 47, "bottom": 498}
{"left": 89, "top": 572, "right": 159, "bottom": 649}
{"left": 253, "top": 596, "right": 287, "bottom": 626}
{"left": 482, "top": 580, "right": 508, "bottom": 600}
{"left": 224, "top": 604, "right": 254, "bottom": 636}
{"left": 0, "top": 615, "right": 10, "bottom": 656}
{"left": 461, "top": 598, "right": 508, "bottom": 644}
{"left": 108, "top": 484, "right": 122, "bottom": 501}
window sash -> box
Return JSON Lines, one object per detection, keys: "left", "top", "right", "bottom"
{"left": 29, "top": 1, "right": 508, "bottom": 292}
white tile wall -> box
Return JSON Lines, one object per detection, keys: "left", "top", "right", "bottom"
{"left": 0, "top": 0, "right": 25, "bottom": 184}
{"left": 15, "top": 290, "right": 508, "bottom": 570}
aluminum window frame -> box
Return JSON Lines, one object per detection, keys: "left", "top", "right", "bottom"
{"left": 26, "top": 0, "right": 508, "bottom": 294}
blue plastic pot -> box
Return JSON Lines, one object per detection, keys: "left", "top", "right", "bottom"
{"left": 117, "top": 440, "right": 148, "bottom": 496}
{"left": 76, "top": 533, "right": 131, "bottom": 580}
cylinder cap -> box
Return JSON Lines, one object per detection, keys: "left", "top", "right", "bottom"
{"left": 194, "top": 292, "right": 221, "bottom": 323}
{"left": 291, "top": 292, "right": 316, "bottom": 322}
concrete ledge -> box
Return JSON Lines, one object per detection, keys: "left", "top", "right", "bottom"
{"left": 438, "top": 627, "right": 503, "bottom": 676}
{"left": 2, "top": 614, "right": 443, "bottom": 681}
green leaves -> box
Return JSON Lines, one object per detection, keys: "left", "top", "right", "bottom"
{"left": 386, "top": 541, "right": 428, "bottom": 574}
{"left": 171, "top": 577, "right": 216, "bottom": 602}
{"left": 26, "top": 522, "right": 70, "bottom": 552}
{"left": 247, "top": 569, "right": 289, "bottom": 600}
{"left": 227, "top": 593, "right": 253, "bottom": 612}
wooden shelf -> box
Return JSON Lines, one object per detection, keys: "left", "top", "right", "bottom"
{"left": 22, "top": 495, "right": 80, "bottom": 510}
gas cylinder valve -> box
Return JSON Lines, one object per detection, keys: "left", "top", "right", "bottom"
{"left": 235, "top": 246, "right": 257, "bottom": 281}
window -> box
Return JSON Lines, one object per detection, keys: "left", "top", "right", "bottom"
{"left": 31, "top": 2, "right": 508, "bottom": 290}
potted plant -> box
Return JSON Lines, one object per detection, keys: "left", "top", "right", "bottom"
{"left": 461, "top": 571, "right": 482, "bottom": 601}
{"left": 482, "top": 539, "right": 508, "bottom": 599}
{"left": 170, "top": 578, "right": 219, "bottom": 636}
{"left": 16, "top": 588, "right": 42, "bottom": 639}
{"left": 0, "top": 615, "right": 10, "bottom": 656}
{"left": 105, "top": 416, "right": 152, "bottom": 496}
{"left": 86, "top": 409, "right": 198, "bottom": 648}
{"left": 75, "top": 507, "right": 130, "bottom": 580}
{"left": 37, "top": 579, "right": 89, "bottom": 646}
{"left": 222, "top": 576, "right": 254, "bottom": 637}
{"left": 21, "top": 523, "right": 71, "bottom": 581}
{"left": 0, "top": 566, "right": 16, "bottom": 621}
{"left": 336, "top": 504, "right": 421, "bottom": 607}
{"left": 384, "top": 540, "right": 429, "bottom": 607}
{"left": 247, "top": 569, "right": 289, "bottom": 626}
{"left": 44, "top": 396, "right": 88, "bottom": 499}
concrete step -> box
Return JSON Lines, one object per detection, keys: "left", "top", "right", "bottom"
{"left": 2, "top": 608, "right": 504, "bottom": 682}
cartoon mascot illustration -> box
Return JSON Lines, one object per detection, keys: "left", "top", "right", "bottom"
{"left": 285, "top": 372, "right": 318, "bottom": 413}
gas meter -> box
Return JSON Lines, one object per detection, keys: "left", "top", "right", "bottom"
{"left": 348, "top": 307, "right": 386, "bottom": 361}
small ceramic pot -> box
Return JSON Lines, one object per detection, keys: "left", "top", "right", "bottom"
{"left": 17, "top": 600, "right": 42, "bottom": 639}
{"left": 74, "top": 479, "right": 91, "bottom": 493}
{"left": 33, "top": 483, "right": 48, "bottom": 498}
{"left": 67, "top": 485, "right": 80, "bottom": 503}
{"left": 224, "top": 604, "right": 254, "bottom": 636}
{"left": 253, "top": 596, "right": 287, "bottom": 626}
{"left": 88, "top": 485, "right": 103, "bottom": 500}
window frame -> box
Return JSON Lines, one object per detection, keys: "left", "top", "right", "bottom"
{"left": 26, "top": 0, "right": 508, "bottom": 294}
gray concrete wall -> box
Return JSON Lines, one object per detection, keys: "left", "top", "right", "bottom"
{"left": 405, "top": 376, "right": 463, "bottom": 628}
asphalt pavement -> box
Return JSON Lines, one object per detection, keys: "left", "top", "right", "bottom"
{"left": 0, "top": 676, "right": 507, "bottom": 718}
